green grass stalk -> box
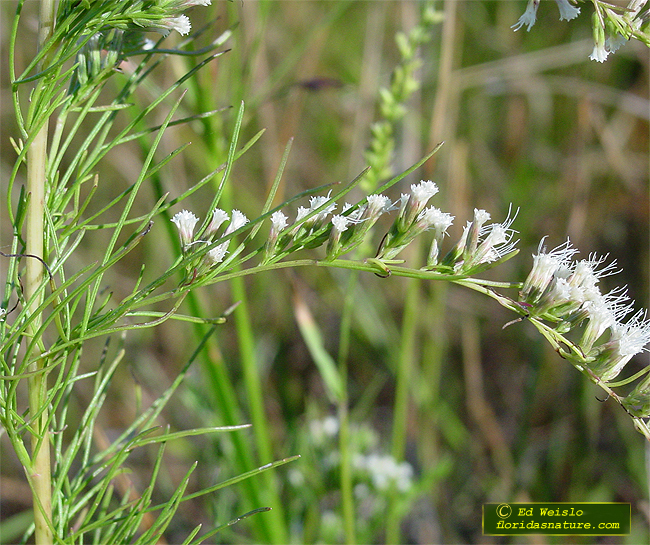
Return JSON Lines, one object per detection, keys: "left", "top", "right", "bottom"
{"left": 229, "top": 276, "right": 289, "bottom": 543}
{"left": 387, "top": 276, "right": 421, "bottom": 544}
{"left": 338, "top": 271, "right": 359, "bottom": 545}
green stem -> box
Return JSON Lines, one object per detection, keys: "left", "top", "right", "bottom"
{"left": 386, "top": 276, "right": 420, "bottom": 544}
{"left": 338, "top": 271, "right": 358, "bottom": 545}
{"left": 230, "top": 275, "right": 288, "bottom": 543}
{"left": 26, "top": 0, "right": 56, "bottom": 542}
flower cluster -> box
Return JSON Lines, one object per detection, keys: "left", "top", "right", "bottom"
{"left": 68, "top": 0, "right": 211, "bottom": 94}
{"left": 432, "top": 207, "right": 519, "bottom": 275}
{"left": 519, "top": 239, "right": 650, "bottom": 384}
{"left": 353, "top": 453, "right": 414, "bottom": 493}
{"left": 264, "top": 181, "right": 518, "bottom": 277}
{"left": 512, "top": 0, "right": 650, "bottom": 62}
{"left": 263, "top": 191, "right": 394, "bottom": 263}
{"left": 512, "top": 0, "right": 581, "bottom": 33}
{"left": 375, "top": 180, "right": 450, "bottom": 261}
{"left": 171, "top": 207, "right": 249, "bottom": 271}
{"left": 376, "top": 181, "right": 518, "bottom": 275}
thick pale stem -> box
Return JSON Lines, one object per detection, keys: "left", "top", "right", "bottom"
{"left": 26, "top": 124, "right": 52, "bottom": 544}
{"left": 26, "top": 0, "right": 55, "bottom": 542}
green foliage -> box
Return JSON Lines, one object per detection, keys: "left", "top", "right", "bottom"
{"left": 1, "top": 0, "right": 649, "bottom": 544}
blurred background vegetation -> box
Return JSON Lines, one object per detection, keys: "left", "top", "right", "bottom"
{"left": 1, "top": 0, "right": 649, "bottom": 543}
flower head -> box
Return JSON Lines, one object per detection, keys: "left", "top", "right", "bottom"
{"left": 205, "top": 208, "right": 229, "bottom": 238}
{"left": 206, "top": 243, "right": 228, "bottom": 265}
{"left": 171, "top": 209, "right": 199, "bottom": 248}
{"left": 520, "top": 238, "right": 578, "bottom": 306}
{"left": 589, "top": 12, "right": 609, "bottom": 62}
{"left": 157, "top": 14, "right": 192, "bottom": 36}
{"left": 353, "top": 453, "right": 414, "bottom": 493}
{"left": 225, "top": 209, "right": 249, "bottom": 235}
{"left": 422, "top": 207, "right": 455, "bottom": 267}
{"left": 512, "top": 0, "right": 540, "bottom": 32}
{"left": 590, "top": 311, "right": 650, "bottom": 382}
{"left": 555, "top": 0, "right": 580, "bottom": 22}
{"left": 363, "top": 194, "right": 393, "bottom": 221}
{"left": 308, "top": 194, "right": 337, "bottom": 225}
{"left": 331, "top": 215, "right": 352, "bottom": 234}
{"left": 457, "top": 208, "right": 518, "bottom": 273}
{"left": 271, "top": 210, "right": 288, "bottom": 232}
{"left": 580, "top": 288, "right": 633, "bottom": 352}
{"left": 589, "top": 43, "right": 609, "bottom": 63}
{"left": 396, "top": 180, "right": 439, "bottom": 232}
{"left": 263, "top": 211, "right": 289, "bottom": 262}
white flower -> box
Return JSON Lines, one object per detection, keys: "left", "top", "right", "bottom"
{"left": 595, "top": 311, "right": 650, "bottom": 381}
{"left": 462, "top": 209, "right": 494, "bottom": 262}
{"left": 581, "top": 289, "right": 632, "bottom": 352}
{"left": 364, "top": 194, "right": 393, "bottom": 219}
{"left": 207, "top": 243, "right": 228, "bottom": 265}
{"left": 205, "top": 208, "right": 229, "bottom": 238}
{"left": 400, "top": 181, "right": 440, "bottom": 229}
{"left": 589, "top": 17, "right": 609, "bottom": 62}
{"left": 171, "top": 209, "right": 199, "bottom": 247}
{"left": 288, "top": 468, "right": 304, "bottom": 487}
{"left": 512, "top": 0, "right": 540, "bottom": 32}
{"left": 410, "top": 180, "right": 439, "bottom": 204}
{"left": 160, "top": 14, "right": 191, "bottom": 36}
{"left": 606, "top": 16, "right": 640, "bottom": 54}
{"left": 474, "top": 209, "right": 491, "bottom": 225}
{"left": 568, "top": 255, "right": 618, "bottom": 292}
{"left": 354, "top": 453, "right": 414, "bottom": 493}
{"left": 467, "top": 209, "right": 518, "bottom": 268}
{"left": 520, "top": 238, "right": 578, "bottom": 305}
{"left": 270, "top": 210, "right": 288, "bottom": 232}
{"left": 555, "top": 0, "right": 580, "bottom": 21}
{"left": 225, "top": 209, "right": 249, "bottom": 235}
{"left": 264, "top": 211, "right": 289, "bottom": 261}
{"left": 295, "top": 206, "right": 310, "bottom": 223}
{"left": 589, "top": 43, "right": 609, "bottom": 63}
{"left": 606, "top": 32, "right": 628, "bottom": 54}
{"left": 331, "top": 215, "right": 352, "bottom": 233}
{"left": 309, "top": 416, "right": 339, "bottom": 445}
{"left": 308, "top": 193, "right": 337, "bottom": 224}
{"left": 474, "top": 224, "right": 513, "bottom": 264}
{"left": 416, "top": 206, "right": 454, "bottom": 234}
{"left": 322, "top": 415, "right": 339, "bottom": 436}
